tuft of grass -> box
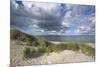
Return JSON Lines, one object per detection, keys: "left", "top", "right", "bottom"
{"left": 31, "top": 41, "right": 39, "bottom": 46}
{"left": 38, "top": 38, "right": 47, "bottom": 48}
{"left": 37, "top": 47, "right": 47, "bottom": 53}
{"left": 79, "top": 44, "right": 95, "bottom": 57}
{"left": 12, "top": 29, "right": 95, "bottom": 58}
{"left": 31, "top": 47, "right": 36, "bottom": 53}
{"left": 51, "top": 44, "right": 67, "bottom": 52}
{"left": 23, "top": 47, "right": 31, "bottom": 58}
{"left": 47, "top": 42, "right": 80, "bottom": 53}
{"left": 11, "top": 29, "right": 37, "bottom": 43}
{"left": 23, "top": 47, "right": 47, "bottom": 58}
{"left": 64, "top": 42, "right": 80, "bottom": 51}
{"left": 47, "top": 45, "right": 54, "bottom": 53}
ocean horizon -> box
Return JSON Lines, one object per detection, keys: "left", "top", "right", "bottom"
{"left": 35, "top": 35, "right": 95, "bottom": 43}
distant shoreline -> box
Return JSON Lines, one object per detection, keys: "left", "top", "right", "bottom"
{"left": 50, "top": 41, "right": 95, "bottom": 48}
{"left": 36, "top": 35, "right": 95, "bottom": 43}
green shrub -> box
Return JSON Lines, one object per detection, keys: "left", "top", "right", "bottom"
{"left": 23, "top": 47, "right": 31, "bottom": 58}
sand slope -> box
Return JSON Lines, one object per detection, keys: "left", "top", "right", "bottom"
{"left": 10, "top": 40, "right": 95, "bottom": 66}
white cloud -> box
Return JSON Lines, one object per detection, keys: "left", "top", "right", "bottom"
{"left": 11, "top": 0, "right": 95, "bottom": 35}
{"left": 75, "top": 19, "right": 95, "bottom": 34}
{"left": 40, "top": 30, "right": 45, "bottom": 32}
{"left": 64, "top": 11, "right": 72, "bottom": 18}
{"left": 51, "top": 30, "right": 56, "bottom": 33}
{"left": 23, "top": 1, "right": 61, "bottom": 17}
{"left": 33, "top": 24, "right": 38, "bottom": 28}
{"left": 62, "top": 22, "right": 70, "bottom": 27}
{"left": 22, "top": 1, "right": 33, "bottom": 8}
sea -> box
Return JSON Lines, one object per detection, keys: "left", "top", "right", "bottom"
{"left": 35, "top": 35, "right": 95, "bottom": 43}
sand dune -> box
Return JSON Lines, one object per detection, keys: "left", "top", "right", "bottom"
{"left": 10, "top": 40, "right": 95, "bottom": 66}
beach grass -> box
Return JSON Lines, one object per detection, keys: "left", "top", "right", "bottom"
{"left": 79, "top": 44, "right": 95, "bottom": 57}
{"left": 23, "top": 40, "right": 95, "bottom": 58}
{"left": 23, "top": 47, "right": 31, "bottom": 58}
{"left": 11, "top": 29, "right": 95, "bottom": 58}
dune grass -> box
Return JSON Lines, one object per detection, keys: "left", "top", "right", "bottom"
{"left": 23, "top": 47, "right": 31, "bottom": 58}
{"left": 23, "top": 39, "right": 95, "bottom": 58}
{"left": 79, "top": 44, "right": 95, "bottom": 57}
{"left": 11, "top": 29, "right": 95, "bottom": 58}
{"left": 23, "top": 41, "right": 95, "bottom": 58}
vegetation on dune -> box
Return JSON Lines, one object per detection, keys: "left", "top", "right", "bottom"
{"left": 11, "top": 29, "right": 37, "bottom": 44}
{"left": 37, "top": 47, "right": 47, "bottom": 53}
{"left": 23, "top": 47, "right": 31, "bottom": 58}
{"left": 11, "top": 29, "right": 95, "bottom": 58}
{"left": 38, "top": 38, "right": 47, "bottom": 48}
{"left": 23, "top": 47, "right": 47, "bottom": 58}
{"left": 47, "top": 42, "right": 79, "bottom": 53}
{"left": 79, "top": 44, "right": 95, "bottom": 57}
{"left": 61, "top": 42, "right": 79, "bottom": 51}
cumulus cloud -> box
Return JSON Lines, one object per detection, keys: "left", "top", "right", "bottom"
{"left": 11, "top": 0, "right": 95, "bottom": 35}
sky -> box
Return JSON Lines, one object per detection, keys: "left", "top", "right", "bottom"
{"left": 11, "top": 0, "right": 95, "bottom": 35}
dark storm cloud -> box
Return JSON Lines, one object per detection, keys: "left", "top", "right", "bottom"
{"left": 11, "top": 15, "right": 33, "bottom": 29}
{"left": 37, "top": 19, "right": 62, "bottom": 31}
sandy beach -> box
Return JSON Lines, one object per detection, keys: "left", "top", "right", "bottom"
{"left": 50, "top": 41, "right": 95, "bottom": 48}
{"left": 10, "top": 40, "right": 95, "bottom": 66}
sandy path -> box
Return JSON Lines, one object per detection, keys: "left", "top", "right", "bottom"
{"left": 10, "top": 40, "right": 95, "bottom": 66}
